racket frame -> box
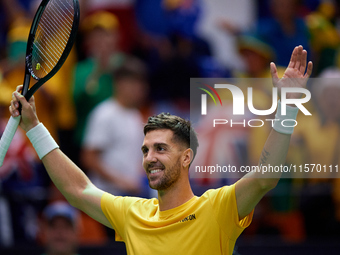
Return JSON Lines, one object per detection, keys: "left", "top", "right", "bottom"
{"left": 23, "top": 0, "right": 80, "bottom": 100}
{"left": 0, "top": 0, "right": 79, "bottom": 167}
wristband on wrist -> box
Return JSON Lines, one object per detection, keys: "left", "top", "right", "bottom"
{"left": 273, "top": 100, "right": 299, "bottom": 135}
{"left": 26, "top": 123, "right": 59, "bottom": 159}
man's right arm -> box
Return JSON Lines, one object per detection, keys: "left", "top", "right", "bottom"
{"left": 10, "top": 86, "right": 112, "bottom": 228}
{"left": 42, "top": 148, "right": 112, "bottom": 228}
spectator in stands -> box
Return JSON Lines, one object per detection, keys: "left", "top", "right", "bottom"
{"left": 0, "top": 81, "right": 48, "bottom": 246}
{"left": 81, "top": 58, "right": 149, "bottom": 197}
{"left": 0, "top": 0, "right": 75, "bottom": 145}
{"left": 256, "top": 0, "right": 310, "bottom": 66}
{"left": 80, "top": 58, "right": 150, "bottom": 239}
{"left": 40, "top": 201, "right": 79, "bottom": 255}
{"left": 82, "top": 0, "right": 138, "bottom": 52}
{"left": 72, "top": 11, "right": 125, "bottom": 156}
{"left": 135, "top": 0, "right": 215, "bottom": 118}
{"left": 292, "top": 67, "right": 340, "bottom": 237}
{"left": 232, "top": 33, "right": 306, "bottom": 242}
{"left": 306, "top": 1, "right": 340, "bottom": 74}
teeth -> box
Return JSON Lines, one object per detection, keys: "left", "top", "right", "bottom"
{"left": 150, "top": 169, "right": 162, "bottom": 174}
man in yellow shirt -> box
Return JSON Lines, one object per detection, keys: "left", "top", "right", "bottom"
{"left": 8, "top": 46, "right": 312, "bottom": 254}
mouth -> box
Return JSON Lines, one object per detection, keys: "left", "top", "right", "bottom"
{"left": 149, "top": 169, "right": 163, "bottom": 174}
{"left": 147, "top": 163, "right": 165, "bottom": 174}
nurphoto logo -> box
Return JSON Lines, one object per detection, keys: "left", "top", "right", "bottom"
{"left": 200, "top": 84, "right": 311, "bottom": 116}
{"left": 196, "top": 81, "right": 312, "bottom": 129}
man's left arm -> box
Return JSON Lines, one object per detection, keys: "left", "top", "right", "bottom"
{"left": 235, "top": 45, "right": 313, "bottom": 219}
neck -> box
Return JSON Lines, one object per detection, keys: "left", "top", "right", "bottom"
{"left": 157, "top": 177, "right": 194, "bottom": 211}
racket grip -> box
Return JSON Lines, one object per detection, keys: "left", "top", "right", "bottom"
{"left": 0, "top": 116, "right": 21, "bottom": 167}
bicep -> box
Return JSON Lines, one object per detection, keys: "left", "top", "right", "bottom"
{"left": 77, "top": 184, "right": 113, "bottom": 228}
{"left": 236, "top": 129, "right": 290, "bottom": 219}
{"left": 235, "top": 175, "right": 270, "bottom": 220}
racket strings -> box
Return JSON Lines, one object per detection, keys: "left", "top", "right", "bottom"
{"left": 30, "top": 0, "right": 75, "bottom": 79}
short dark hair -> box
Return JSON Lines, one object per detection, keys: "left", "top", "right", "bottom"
{"left": 144, "top": 113, "right": 199, "bottom": 162}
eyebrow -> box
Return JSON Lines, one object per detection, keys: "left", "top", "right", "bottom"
{"left": 155, "top": 143, "right": 169, "bottom": 149}
{"left": 141, "top": 143, "right": 169, "bottom": 151}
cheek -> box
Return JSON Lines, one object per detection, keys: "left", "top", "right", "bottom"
{"left": 142, "top": 158, "right": 147, "bottom": 169}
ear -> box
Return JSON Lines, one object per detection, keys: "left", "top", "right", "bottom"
{"left": 182, "top": 148, "right": 194, "bottom": 169}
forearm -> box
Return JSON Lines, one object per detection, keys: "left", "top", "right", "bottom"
{"left": 42, "top": 148, "right": 111, "bottom": 227}
{"left": 248, "top": 100, "right": 298, "bottom": 188}
{"left": 243, "top": 127, "right": 292, "bottom": 192}
{"left": 10, "top": 88, "right": 111, "bottom": 226}
{"left": 257, "top": 129, "right": 291, "bottom": 187}
{"left": 236, "top": 45, "right": 312, "bottom": 218}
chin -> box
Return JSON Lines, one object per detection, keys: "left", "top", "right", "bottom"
{"left": 149, "top": 180, "right": 174, "bottom": 191}
{"left": 148, "top": 181, "right": 160, "bottom": 190}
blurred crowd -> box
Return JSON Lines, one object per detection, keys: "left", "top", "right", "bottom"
{"left": 1, "top": 0, "right": 340, "bottom": 250}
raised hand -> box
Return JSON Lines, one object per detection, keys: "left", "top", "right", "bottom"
{"left": 270, "top": 45, "right": 313, "bottom": 99}
{"left": 10, "top": 85, "right": 40, "bottom": 132}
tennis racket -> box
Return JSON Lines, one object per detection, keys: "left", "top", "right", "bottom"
{"left": 0, "top": 0, "right": 80, "bottom": 167}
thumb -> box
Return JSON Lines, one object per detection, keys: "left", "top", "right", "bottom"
{"left": 14, "top": 91, "right": 30, "bottom": 109}
{"left": 270, "top": 62, "right": 279, "bottom": 87}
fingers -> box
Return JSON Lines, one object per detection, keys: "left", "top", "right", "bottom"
{"left": 288, "top": 46, "right": 298, "bottom": 68}
{"left": 270, "top": 62, "right": 279, "bottom": 87}
{"left": 294, "top": 46, "right": 303, "bottom": 70}
{"left": 10, "top": 91, "right": 20, "bottom": 117}
{"left": 13, "top": 91, "right": 29, "bottom": 107}
{"left": 9, "top": 102, "right": 19, "bottom": 117}
{"left": 16, "top": 85, "right": 23, "bottom": 93}
{"left": 11, "top": 85, "right": 24, "bottom": 113}
{"left": 296, "top": 47, "right": 312, "bottom": 77}
{"left": 10, "top": 91, "right": 30, "bottom": 117}
{"left": 299, "top": 50, "right": 307, "bottom": 74}
{"left": 28, "top": 95, "right": 36, "bottom": 112}
{"left": 288, "top": 45, "right": 305, "bottom": 69}
{"left": 289, "top": 45, "right": 312, "bottom": 77}
{"left": 305, "top": 61, "right": 313, "bottom": 78}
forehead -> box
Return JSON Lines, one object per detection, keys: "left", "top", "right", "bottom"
{"left": 143, "top": 129, "right": 174, "bottom": 146}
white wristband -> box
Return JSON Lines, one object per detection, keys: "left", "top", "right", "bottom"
{"left": 26, "top": 123, "right": 59, "bottom": 159}
{"left": 273, "top": 100, "right": 299, "bottom": 135}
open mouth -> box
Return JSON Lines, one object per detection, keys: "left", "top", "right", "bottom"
{"left": 147, "top": 162, "right": 165, "bottom": 174}
{"left": 149, "top": 169, "right": 163, "bottom": 174}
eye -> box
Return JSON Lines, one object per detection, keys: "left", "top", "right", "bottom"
{"left": 142, "top": 147, "right": 148, "bottom": 155}
{"left": 157, "top": 146, "right": 165, "bottom": 152}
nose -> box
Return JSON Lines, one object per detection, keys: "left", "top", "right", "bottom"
{"left": 143, "top": 149, "right": 157, "bottom": 167}
{"left": 145, "top": 150, "right": 157, "bottom": 162}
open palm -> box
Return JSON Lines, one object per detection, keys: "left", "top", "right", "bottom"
{"left": 270, "top": 45, "right": 313, "bottom": 99}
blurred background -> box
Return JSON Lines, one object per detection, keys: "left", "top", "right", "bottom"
{"left": 1, "top": 0, "right": 340, "bottom": 254}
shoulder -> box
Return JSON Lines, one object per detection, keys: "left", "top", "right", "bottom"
{"left": 102, "top": 192, "right": 156, "bottom": 208}
{"left": 200, "top": 184, "right": 236, "bottom": 202}
{"left": 101, "top": 193, "right": 158, "bottom": 215}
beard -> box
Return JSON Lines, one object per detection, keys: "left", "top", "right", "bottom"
{"left": 148, "top": 158, "right": 181, "bottom": 191}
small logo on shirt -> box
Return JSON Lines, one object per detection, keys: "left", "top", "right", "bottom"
{"left": 179, "top": 214, "right": 196, "bottom": 223}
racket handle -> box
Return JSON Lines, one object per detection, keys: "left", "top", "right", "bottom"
{"left": 0, "top": 116, "right": 21, "bottom": 167}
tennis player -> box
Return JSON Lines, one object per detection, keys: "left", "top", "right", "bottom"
{"left": 9, "top": 45, "right": 312, "bottom": 254}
